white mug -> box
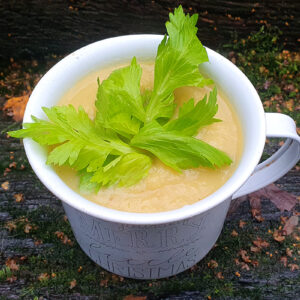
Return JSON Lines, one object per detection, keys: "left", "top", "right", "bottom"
{"left": 23, "top": 35, "right": 300, "bottom": 279}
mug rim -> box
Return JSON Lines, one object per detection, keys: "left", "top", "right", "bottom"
{"left": 23, "top": 34, "right": 266, "bottom": 225}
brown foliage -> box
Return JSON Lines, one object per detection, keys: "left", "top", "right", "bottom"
{"left": 253, "top": 237, "right": 270, "bottom": 248}
{"left": 69, "top": 279, "right": 77, "bottom": 289}
{"left": 283, "top": 215, "right": 298, "bottom": 235}
{"left": 2, "top": 94, "right": 29, "bottom": 122}
{"left": 207, "top": 260, "right": 218, "bottom": 269}
{"left": 38, "top": 273, "right": 50, "bottom": 281}
{"left": 1, "top": 181, "right": 10, "bottom": 191}
{"left": 5, "top": 258, "right": 19, "bottom": 271}
{"left": 123, "top": 296, "right": 147, "bottom": 300}
{"left": 280, "top": 256, "right": 288, "bottom": 267}
{"left": 238, "top": 250, "right": 251, "bottom": 263}
{"left": 14, "top": 193, "right": 24, "bottom": 202}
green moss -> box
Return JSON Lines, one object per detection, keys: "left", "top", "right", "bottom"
{"left": 0, "top": 267, "right": 12, "bottom": 282}
{"left": 223, "top": 26, "right": 300, "bottom": 127}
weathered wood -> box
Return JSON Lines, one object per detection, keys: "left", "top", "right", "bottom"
{"left": 0, "top": 2, "right": 299, "bottom": 298}
{"left": 0, "top": 0, "right": 299, "bottom": 63}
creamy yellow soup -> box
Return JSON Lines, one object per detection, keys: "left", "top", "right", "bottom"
{"left": 55, "top": 62, "right": 243, "bottom": 213}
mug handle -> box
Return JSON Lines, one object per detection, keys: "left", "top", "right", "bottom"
{"left": 232, "top": 112, "right": 300, "bottom": 199}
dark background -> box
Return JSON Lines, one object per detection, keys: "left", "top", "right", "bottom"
{"left": 0, "top": 0, "right": 299, "bottom": 63}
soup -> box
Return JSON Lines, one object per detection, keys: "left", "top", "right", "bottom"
{"left": 55, "top": 62, "right": 243, "bottom": 213}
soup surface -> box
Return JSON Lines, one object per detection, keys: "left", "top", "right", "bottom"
{"left": 56, "top": 62, "right": 243, "bottom": 213}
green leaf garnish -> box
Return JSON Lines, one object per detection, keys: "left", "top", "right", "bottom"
{"left": 131, "top": 120, "right": 231, "bottom": 172}
{"left": 163, "top": 87, "right": 221, "bottom": 136}
{"left": 8, "top": 5, "right": 232, "bottom": 192}
{"left": 145, "top": 6, "right": 213, "bottom": 123}
{"left": 96, "top": 57, "right": 145, "bottom": 138}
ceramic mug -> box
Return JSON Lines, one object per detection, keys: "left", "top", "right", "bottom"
{"left": 23, "top": 35, "right": 300, "bottom": 279}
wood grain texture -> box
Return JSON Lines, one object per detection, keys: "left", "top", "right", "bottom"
{"left": 0, "top": 0, "right": 299, "bottom": 63}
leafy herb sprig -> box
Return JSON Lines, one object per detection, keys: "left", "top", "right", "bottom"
{"left": 8, "top": 6, "right": 232, "bottom": 192}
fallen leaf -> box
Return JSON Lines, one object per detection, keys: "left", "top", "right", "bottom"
{"left": 5, "top": 221, "right": 16, "bottom": 232}
{"left": 240, "top": 262, "right": 250, "bottom": 270}
{"left": 234, "top": 258, "right": 240, "bottom": 265}
{"left": 19, "top": 256, "right": 27, "bottom": 261}
{"left": 216, "top": 272, "right": 224, "bottom": 279}
{"left": 24, "top": 224, "right": 32, "bottom": 234}
{"left": 253, "top": 237, "right": 270, "bottom": 248}
{"left": 286, "top": 99, "right": 294, "bottom": 111}
{"left": 54, "top": 231, "right": 73, "bottom": 246}
{"left": 69, "top": 279, "right": 77, "bottom": 289}
{"left": 6, "top": 276, "right": 17, "bottom": 283}
{"left": 283, "top": 216, "right": 298, "bottom": 235}
{"left": 263, "top": 184, "right": 296, "bottom": 212}
{"left": 207, "top": 260, "right": 218, "bottom": 269}
{"left": 247, "top": 184, "right": 297, "bottom": 213}
{"left": 1, "top": 181, "right": 10, "bottom": 190}
{"left": 34, "top": 239, "right": 43, "bottom": 246}
{"left": 239, "top": 220, "right": 246, "bottom": 228}
{"left": 259, "top": 66, "right": 266, "bottom": 73}
{"left": 280, "top": 216, "right": 288, "bottom": 224}
{"left": 78, "top": 266, "right": 83, "bottom": 273}
{"left": 2, "top": 94, "right": 29, "bottom": 122}
{"left": 250, "top": 246, "right": 261, "bottom": 253}
{"left": 231, "top": 230, "right": 238, "bottom": 237}
{"left": 100, "top": 279, "right": 109, "bottom": 287}
{"left": 238, "top": 250, "right": 251, "bottom": 263}
{"left": 273, "top": 230, "right": 285, "bottom": 242}
{"left": 3, "top": 168, "right": 11, "bottom": 176}
{"left": 293, "top": 234, "right": 300, "bottom": 241}
{"left": 288, "top": 264, "right": 299, "bottom": 271}
{"left": 280, "top": 256, "right": 288, "bottom": 267}
{"left": 283, "top": 83, "right": 295, "bottom": 92}
{"left": 286, "top": 248, "right": 293, "bottom": 257}
{"left": 123, "top": 296, "right": 147, "bottom": 300}
{"left": 5, "top": 258, "right": 19, "bottom": 271}
{"left": 14, "top": 193, "right": 24, "bottom": 203}
{"left": 249, "top": 192, "right": 265, "bottom": 221}
{"left": 235, "top": 271, "right": 241, "bottom": 277}
{"left": 38, "top": 273, "right": 50, "bottom": 281}
{"left": 9, "top": 162, "right": 16, "bottom": 168}
{"left": 254, "top": 214, "right": 264, "bottom": 222}
{"left": 55, "top": 231, "right": 64, "bottom": 239}
{"left": 251, "top": 260, "right": 259, "bottom": 267}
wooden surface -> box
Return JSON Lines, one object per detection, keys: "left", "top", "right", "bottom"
{"left": 0, "top": 0, "right": 299, "bottom": 63}
{"left": 0, "top": 1, "right": 300, "bottom": 299}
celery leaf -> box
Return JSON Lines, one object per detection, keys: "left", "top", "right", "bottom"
{"left": 145, "top": 6, "right": 213, "bottom": 122}
{"left": 164, "top": 87, "right": 220, "bottom": 136}
{"left": 96, "top": 57, "right": 145, "bottom": 138}
{"left": 131, "top": 121, "right": 232, "bottom": 172}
